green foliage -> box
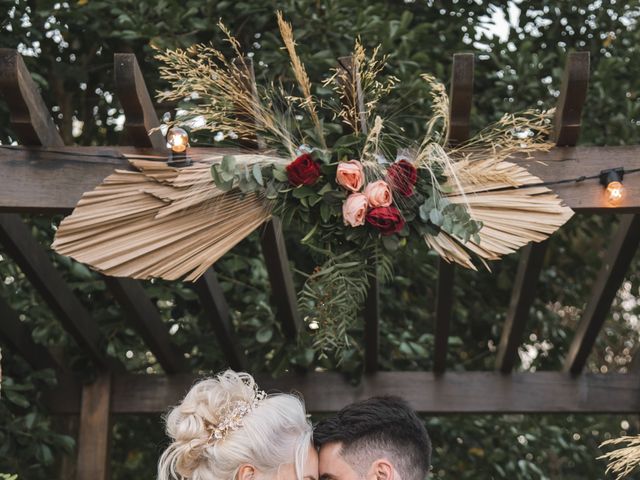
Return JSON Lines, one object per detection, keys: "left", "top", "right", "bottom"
{"left": 1, "top": 0, "right": 640, "bottom": 478}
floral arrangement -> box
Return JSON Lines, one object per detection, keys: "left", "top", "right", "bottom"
{"left": 52, "top": 14, "right": 573, "bottom": 356}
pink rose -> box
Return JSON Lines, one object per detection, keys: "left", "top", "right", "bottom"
{"left": 336, "top": 160, "right": 364, "bottom": 192}
{"left": 364, "top": 180, "right": 392, "bottom": 207}
{"left": 342, "top": 193, "right": 368, "bottom": 227}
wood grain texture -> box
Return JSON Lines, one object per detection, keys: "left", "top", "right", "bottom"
{"left": 76, "top": 373, "right": 112, "bottom": 480}
{"left": 2, "top": 145, "right": 640, "bottom": 213}
{"left": 46, "top": 371, "right": 640, "bottom": 414}
{"left": 554, "top": 52, "right": 590, "bottom": 146}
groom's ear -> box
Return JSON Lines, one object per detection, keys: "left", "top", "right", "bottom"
{"left": 238, "top": 464, "right": 256, "bottom": 480}
{"left": 371, "top": 459, "right": 395, "bottom": 480}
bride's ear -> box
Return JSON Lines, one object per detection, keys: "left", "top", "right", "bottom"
{"left": 238, "top": 464, "right": 257, "bottom": 480}
{"left": 371, "top": 459, "right": 394, "bottom": 480}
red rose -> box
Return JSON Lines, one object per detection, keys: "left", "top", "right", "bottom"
{"left": 366, "top": 206, "right": 405, "bottom": 236}
{"left": 387, "top": 159, "right": 418, "bottom": 197}
{"left": 286, "top": 153, "right": 321, "bottom": 186}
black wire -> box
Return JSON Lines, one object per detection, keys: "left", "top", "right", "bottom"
{"left": 1, "top": 144, "right": 639, "bottom": 192}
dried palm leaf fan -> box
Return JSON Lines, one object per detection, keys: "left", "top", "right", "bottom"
{"left": 52, "top": 16, "right": 572, "bottom": 348}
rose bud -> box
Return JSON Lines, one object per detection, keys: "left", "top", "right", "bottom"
{"left": 387, "top": 159, "right": 418, "bottom": 197}
{"left": 342, "top": 193, "right": 369, "bottom": 227}
{"left": 364, "top": 180, "right": 393, "bottom": 207}
{"left": 286, "top": 153, "right": 321, "bottom": 186}
{"left": 336, "top": 160, "right": 364, "bottom": 192}
{"left": 366, "top": 206, "right": 405, "bottom": 236}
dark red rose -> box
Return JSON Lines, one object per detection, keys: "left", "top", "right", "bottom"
{"left": 387, "top": 159, "right": 418, "bottom": 197}
{"left": 286, "top": 153, "right": 321, "bottom": 186}
{"left": 366, "top": 206, "right": 405, "bottom": 236}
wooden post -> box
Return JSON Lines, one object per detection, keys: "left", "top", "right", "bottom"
{"left": 76, "top": 373, "right": 112, "bottom": 480}
{"left": 233, "top": 56, "right": 303, "bottom": 339}
{"left": 496, "top": 52, "right": 590, "bottom": 373}
{"left": 433, "top": 53, "right": 474, "bottom": 374}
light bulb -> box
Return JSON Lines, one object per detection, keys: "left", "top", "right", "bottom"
{"left": 166, "top": 127, "right": 189, "bottom": 153}
{"left": 606, "top": 180, "right": 624, "bottom": 205}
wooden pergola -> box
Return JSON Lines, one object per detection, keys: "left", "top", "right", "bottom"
{"left": 1, "top": 47, "right": 640, "bottom": 478}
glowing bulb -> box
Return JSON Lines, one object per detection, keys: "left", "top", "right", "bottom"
{"left": 606, "top": 180, "right": 624, "bottom": 205}
{"left": 166, "top": 127, "right": 189, "bottom": 153}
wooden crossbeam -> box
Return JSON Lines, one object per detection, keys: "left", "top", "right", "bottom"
{"left": 0, "top": 49, "right": 122, "bottom": 371}
{"left": 433, "top": 53, "right": 474, "bottom": 374}
{"left": 2, "top": 144, "right": 640, "bottom": 214}
{"left": 76, "top": 372, "right": 112, "bottom": 480}
{"left": 564, "top": 214, "right": 640, "bottom": 374}
{"left": 337, "top": 55, "right": 379, "bottom": 372}
{"left": 112, "top": 53, "right": 188, "bottom": 374}
{"left": 0, "top": 49, "right": 63, "bottom": 147}
{"left": 46, "top": 371, "right": 640, "bottom": 415}
{"left": 0, "top": 296, "right": 61, "bottom": 370}
{"left": 114, "top": 53, "right": 165, "bottom": 150}
{"left": 194, "top": 269, "right": 248, "bottom": 370}
{"left": 231, "top": 56, "right": 302, "bottom": 340}
{"left": 496, "top": 52, "right": 590, "bottom": 373}
{"left": 0, "top": 215, "right": 122, "bottom": 370}
{"left": 260, "top": 218, "right": 303, "bottom": 339}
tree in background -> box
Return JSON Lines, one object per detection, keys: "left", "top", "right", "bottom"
{"left": 1, "top": 0, "right": 639, "bottom": 478}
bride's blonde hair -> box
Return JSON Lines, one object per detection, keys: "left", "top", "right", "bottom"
{"left": 158, "top": 370, "right": 312, "bottom": 480}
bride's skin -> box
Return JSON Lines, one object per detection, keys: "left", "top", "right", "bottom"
{"left": 238, "top": 444, "right": 319, "bottom": 480}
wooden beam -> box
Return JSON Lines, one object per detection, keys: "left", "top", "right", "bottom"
{"left": 0, "top": 49, "right": 63, "bottom": 146}
{"left": 496, "top": 52, "right": 590, "bottom": 373}
{"left": 231, "top": 56, "right": 302, "bottom": 340}
{"left": 0, "top": 49, "right": 121, "bottom": 371}
{"left": 103, "top": 278, "right": 187, "bottom": 373}
{"left": 434, "top": 53, "right": 474, "bottom": 374}
{"left": 337, "top": 55, "right": 379, "bottom": 371}
{"left": 0, "top": 296, "right": 61, "bottom": 370}
{"left": 114, "top": 53, "right": 165, "bottom": 150}
{"left": 2, "top": 144, "right": 640, "bottom": 214}
{"left": 111, "top": 53, "right": 188, "bottom": 374}
{"left": 193, "top": 269, "right": 248, "bottom": 370}
{"left": 47, "top": 371, "right": 640, "bottom": 415}
{"left": 564, "top": 214, "right": 640, "bottom": 374}
{"left": 76, "top": 373, "right": 112, "bottom": 480}
{"left": 0, "top": 215, "right": 121, "bottom": 370}
{"left": 260, "top": 218, "right": 303, "bottom": 339}
{"left": 554, "top": 52, "right": 590, "bottom": 146}
{"left": 495, "top": 242, "right": 548, "bottom": 372}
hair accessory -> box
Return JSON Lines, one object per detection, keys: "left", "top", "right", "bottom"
{"left": 206, "top": 388, "right": 267, "bottom": 444}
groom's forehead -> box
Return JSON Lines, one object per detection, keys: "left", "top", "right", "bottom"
{"left": 319, "top": 442, "right": 355, "bottom": 480}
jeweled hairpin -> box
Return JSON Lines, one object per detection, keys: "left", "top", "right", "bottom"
{"left": 206, "top": 388, "right": 266, "bottom": 444}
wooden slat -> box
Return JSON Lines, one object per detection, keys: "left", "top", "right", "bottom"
{"left": 231, "top": 56, "right": 301, "bottom": 339}
{"left": 76, "top": 372, "right": 112, "bottom": 480}
{"left": 0, "top": 296, "right": 61, "bottom": 370}
{"left": 46, "top": 371, "right": 640, "bottom": 414}
{"left": 0, "top": 49, "right": 121, "bottom": 371}
{"left": 434, "top": 53, "right": 474, "bottom": 374}
{"left": 564, "top": 214, "right": 640, "bottom": 374}
{"left": 193, "top": 269, "right": 248, "bottom": 370}
{"left": 2, "top": 144, "right": 640, "bottom": 214}
{"left": 112, "top": 53, "right": 188, "bottom": 374}
{"left": 0, "top": 215, "right": 121, "bottom": 370}
{"left": 260, "top": 218, "right": 303, "bottom": 339}
{"left": 554, "top": 52, "right": 590, "bottom": 146}
{"left": 103, "top": 278, "right": 187, "bottom": 373}
{"left": 114, "top": 53, "right": 165, "bottom": 150}
{"left": 0, "top": 49, "right": 63, "bottom": 146}
{"left": 337, "top": 55, "right": 378, "bottom": 371}
{"left": 496, "top": 52, "right": 590, "bottom": 373}
{"left": 495, "top": 242, "right": 548, "bottom": 372}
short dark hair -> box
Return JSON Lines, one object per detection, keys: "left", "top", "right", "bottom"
{"left": 314, "top": 396, "right": 431, "bottom": 480}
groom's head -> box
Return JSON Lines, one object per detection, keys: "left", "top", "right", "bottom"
{"left": 314, "top": 396, "right": 431, "bottom": 480}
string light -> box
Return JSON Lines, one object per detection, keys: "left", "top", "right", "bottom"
{"left": 166, "top": 127, "right": 189, "bottom": 153}
{"left": 166, "top": 127, "right": 191, "bottom": 166}
{"left": 600, "top": 167, "right": 625, "bottom": 206}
